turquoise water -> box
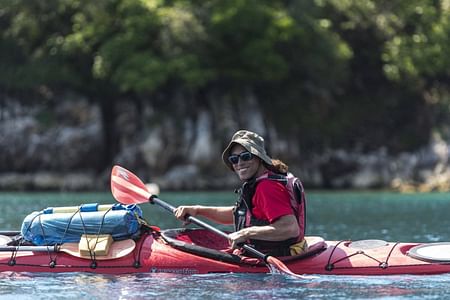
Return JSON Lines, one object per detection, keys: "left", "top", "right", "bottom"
{"left": 1, "top": 191, "right": 450, "bottom": 299}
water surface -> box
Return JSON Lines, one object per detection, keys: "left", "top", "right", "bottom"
{"left": 1, "top": 191, "right": 449, "bottom": 299}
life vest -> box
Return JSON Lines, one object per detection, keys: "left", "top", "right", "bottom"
{"left": 233, "top": 172, "right": 306, "bottom": 256}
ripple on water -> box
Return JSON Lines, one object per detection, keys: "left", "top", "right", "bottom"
{"left": 1, "top": 272, "right": 450, "bottom": 299}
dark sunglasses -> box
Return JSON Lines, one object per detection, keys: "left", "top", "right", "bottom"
{"left": 228, "top": 151, "right": 253, "bottom": 164}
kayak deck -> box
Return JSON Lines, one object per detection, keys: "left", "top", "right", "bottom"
{"left": 2, "top": 228, "right": 450, "bottom": 275}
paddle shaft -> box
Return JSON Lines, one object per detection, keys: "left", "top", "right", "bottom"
{"left": 0, "top": 245, "right": 63, "bottom": 252}
{"left": 150, "top": 196, "right": 269, "bottom": 262}
{"left": 0, "top": 231, "right": 20, "bottom": 236}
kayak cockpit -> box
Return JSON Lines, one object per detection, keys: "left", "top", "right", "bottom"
{"left": 160, "top": 228, "right": 327, "bottom": 265}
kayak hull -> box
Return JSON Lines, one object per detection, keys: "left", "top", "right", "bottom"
{"left": 1, "top": 229, "right": 450, "bottom": 275}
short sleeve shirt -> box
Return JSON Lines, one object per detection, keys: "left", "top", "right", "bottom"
{"left": 251, "top": 179, "right": 293, "bottom": 223}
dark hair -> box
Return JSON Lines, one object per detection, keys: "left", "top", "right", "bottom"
{"left": 265, "top": 159, "right": 288, "bottom": 175}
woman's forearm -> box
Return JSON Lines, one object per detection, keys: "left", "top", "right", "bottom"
{"left": 175, "top": 205, "right": 234, "bottom": 225}
{"left": 195, "top": 206, "right": 234, "bottom": 224}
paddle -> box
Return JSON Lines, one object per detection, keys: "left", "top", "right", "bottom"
{"left": 0, "top": 239, "right": 135, "bottom": 260}
{"left": 110, "top": 165, "right": 312, "bottom": 279}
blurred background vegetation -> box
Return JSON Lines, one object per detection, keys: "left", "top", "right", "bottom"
{"left": 0, "top": 0, "right": 449, "bottom": 190}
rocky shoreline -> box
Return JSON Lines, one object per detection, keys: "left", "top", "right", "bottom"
{"left": 1, "top": 96, "right": 449, "bottom": 192}
{"left": 1, "top": 140, "right": 449, "bottom": 193}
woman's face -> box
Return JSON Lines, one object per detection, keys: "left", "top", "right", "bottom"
{"left": 229, "top": 144, "right": 264, "bottom": 181}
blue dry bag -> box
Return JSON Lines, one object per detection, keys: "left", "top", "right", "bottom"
{"left": 20, "top": 203, "right": 143, "bottom": 245}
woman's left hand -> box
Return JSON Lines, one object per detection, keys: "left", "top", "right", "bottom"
{"left": 228, "top": 229, "right": 249, "bottom": 249}
{"left": 227, "top": 215, "right": 299, "bottom": 249}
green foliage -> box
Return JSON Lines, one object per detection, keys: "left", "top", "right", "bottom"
{"left": 204, "top": 0, "right": 291, "bottom": 82}
{"left": 0, "top": 0, "right": 449, "bottom": 154}
{"left": 381, "top": 1, "right": 450, "bottom": 81}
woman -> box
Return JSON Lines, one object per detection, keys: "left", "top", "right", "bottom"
{"left": 174, "top": 130, "right": 306, "bottom": 256}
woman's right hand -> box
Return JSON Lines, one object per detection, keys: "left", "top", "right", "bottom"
{"left": 174, "top": 205, "right": 199, "bottom": 221}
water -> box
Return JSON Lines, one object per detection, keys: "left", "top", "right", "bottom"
{"left": 1, "top": 191, "right": 450, "bottom": 299}
{"left": 2, "top": 272, "right": 450, "bottom": 300}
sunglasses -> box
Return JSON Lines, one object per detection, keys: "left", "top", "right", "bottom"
{"left": 228, "top": 151, "right": 254, "bottom": 165}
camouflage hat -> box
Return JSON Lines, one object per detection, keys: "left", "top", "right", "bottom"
{"left": 222, "top": 130, "right": 273, "bottom": 170}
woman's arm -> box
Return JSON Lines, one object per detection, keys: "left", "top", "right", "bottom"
{"left": 227, "top": 214, "right": 299, "bottom": 248}
{"left": 174, "top": 205, "right": 234, "bottom": 225}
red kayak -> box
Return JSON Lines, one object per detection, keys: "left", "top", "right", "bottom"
{"left": 2, "top": 227, "right": 450, "bottom": 275}
{"left": 2, "top": 166, "right": 450, "bottom": 276}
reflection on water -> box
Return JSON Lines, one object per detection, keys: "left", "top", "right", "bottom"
{"left": 1, "top": 191, "right": 450, "bottom": 299}
{"left": 1, "top": 272, "right": 450, "bottom": 299}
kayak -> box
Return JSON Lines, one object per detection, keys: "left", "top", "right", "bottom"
{"left": 2, "top": 227, "right": 450, "bottom": 275}
{"left": 2, "top": 165, "right": 450, "bottom": 276}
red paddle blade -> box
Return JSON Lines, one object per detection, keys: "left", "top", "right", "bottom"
{"left": 111, "top": 165, "right": 151, "bottom": 204}
{"left": 266, "top": 256, "right": 316, "bottom": 279}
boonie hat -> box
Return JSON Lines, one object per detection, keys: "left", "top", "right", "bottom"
{"left": 222, "top": 130, "right": 273, "bottom": 170}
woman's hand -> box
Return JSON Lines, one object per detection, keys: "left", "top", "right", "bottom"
{"left": 228, "top": 229, "right": 249, "bottom": 249}
{"left": 174, "top": 206, "right": 199, "bottom": 221}
{"left": 227, "top": 215, "right": 300, "bottom": 248}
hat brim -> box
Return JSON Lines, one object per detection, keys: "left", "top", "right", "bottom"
{"left": 222, "top": 139, "right": 273, "bottom": 171}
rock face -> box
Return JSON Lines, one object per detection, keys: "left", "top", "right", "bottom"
{"left": 306, "top": 141, "right": 450, "bottom": 192}
{"left": 0, "top": 95, "right": 449, "bottom": 191}
{"left": 0, "top": 96, "right": 103, "bottom": 172}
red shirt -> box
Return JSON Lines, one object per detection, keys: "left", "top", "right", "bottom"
{"left": 251, "top": 179, "right": 293, "bottom": 223}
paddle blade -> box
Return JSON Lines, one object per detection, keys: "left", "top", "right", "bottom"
{"left": 111, "top": 165, "right": 152, "bottom": 204}
{"left": 266, "top": 256, "right": 316, "bottom": 279}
